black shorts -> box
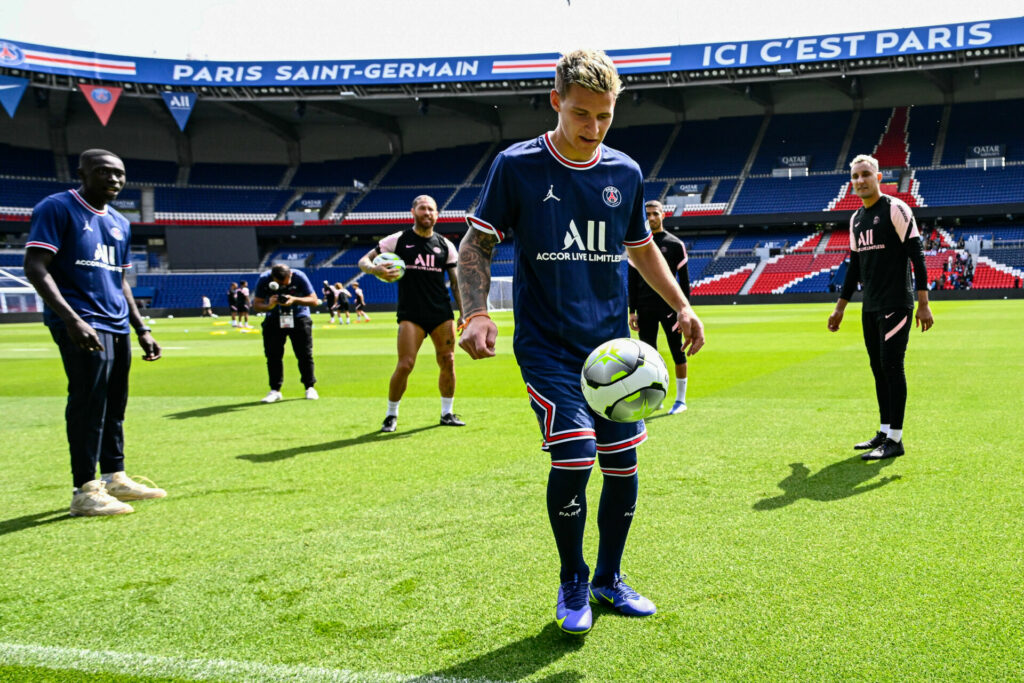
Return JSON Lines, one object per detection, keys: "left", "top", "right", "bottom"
{"left": 636, "top": 304, "right": 686, "bottom": 365}
{"left": 336, "top": 300, "right": 350, "bottom": 312}
{"left": 399, "top": 312, "right": 454, "bottom": 335}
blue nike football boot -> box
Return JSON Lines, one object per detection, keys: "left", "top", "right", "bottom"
{"left": 590, "top": 574, "right": 657, "bottom": 617}
{"left": 555, "top": 574, "right": 593, "bottom": 635}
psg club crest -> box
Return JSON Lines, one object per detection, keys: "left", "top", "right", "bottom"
{"left": 0, "top": 42, "right": 24, "bottom": 66}
{"left": 602, "top": 186, "right": 622, "bottom": 208}
{"left": 90, "top": 88, "right": 113, "bottom": 104}
{"left": 432, "top": 246, "right": 442, "bottom": 253}
{"left": 110, "top": 227, "right": 123, "bottom": 241}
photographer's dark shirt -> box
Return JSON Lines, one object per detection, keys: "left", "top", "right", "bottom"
{"left": 254, "top": 269, "right": 315, "bottom": 321}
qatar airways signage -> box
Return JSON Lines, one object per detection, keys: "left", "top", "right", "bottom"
{"left": 966, "top": 144, "right": 1005, "bottom": 159}
{"left": 0, "top": 18, "right": 1019, "bottom": 87}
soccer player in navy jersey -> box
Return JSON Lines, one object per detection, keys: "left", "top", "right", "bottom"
{"left": 24, "top": 149, "right": 167, "bottom": 517}
{"left": 828, "top": 154, "right": 934, "bottom": 460}
{"left": 458, "top": 50, "right": 704, "bottom": 635}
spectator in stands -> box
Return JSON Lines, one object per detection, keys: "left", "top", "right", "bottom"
{"left": 359, "top": 195, "right": 465, "bottom": 432}
{"left": 201, "top": 295, "right": 213, "bottom": 317}
{"left": 23, "top": 148, "right": 167, "bottom": 517}
{"left": 228, "top": 282, "right": 239, "bottom": 327}
{"left": 1015, "top": 276, "right": 1021, "bottom": 289}
{"left": 350, "top": 282, "right": 370, "bottom": 322}
{"left": 828, "top": 153, "right": 933, "bottom": 462}
{"left": 335, "top": 282, "right": 356, "bottom": 325}
{"left": 252, "top": 264, "right": 319, "bottom": 403}
{"left": 236, "top": 280, "right": 251, "bottom": 328}
{"left": 628, "top": 199, "right": 692, "bottom": 414}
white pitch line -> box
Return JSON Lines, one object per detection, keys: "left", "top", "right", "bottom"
{"left": 0, "top": 642, "right": 500, "bottom": 683}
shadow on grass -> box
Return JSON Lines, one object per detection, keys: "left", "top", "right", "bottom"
{"left": 753, "top": 454, "right": 901, "bottom": 510}
{"left": 411, "top": 622, "right": 586, "bottom": 682}
{"left": 164, "top": 401, "right": 272, "bottom": 420}
{"left": 237, "top": 424, "right": 441, "bottom": 463}
{"left": 0, "top": 508, "right": 70, "bottom": 536}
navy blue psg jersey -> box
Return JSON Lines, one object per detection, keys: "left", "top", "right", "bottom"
{"left": 27, "top": 189, "right": 132, "bottom": 334}
{"left": 468, "top": 133, "right": 651, "bottom": 364}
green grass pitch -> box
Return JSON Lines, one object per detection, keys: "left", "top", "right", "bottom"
{"left": 1, "top": 300, "right": 1022, "bottom": 682}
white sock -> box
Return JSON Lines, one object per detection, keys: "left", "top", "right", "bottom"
{"left": 676, "top": 378, "right": 688, "bottom": 403}
{"left": 880, "top": 423, "right": 890, "bottom": 435}
{"left": 441, "top": 397, "right": 454, "bottom": 416}
{"left": 386, "top": 400, "right": 400, "bottom": 417}
{"left": 100, "top": 472, "right": 122, "bottom": 483}
{"left": 887, "top": 428, "right": 902, "bottom": 443}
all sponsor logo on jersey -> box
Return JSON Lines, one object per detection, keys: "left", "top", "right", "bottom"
{"left": 857, "top": 229, "right": 875, "bottom": 248}
{"left": 537, "top": 220, "right": 624, "bottom": 262}
{"left": 602, "top": 186, "right": 622, "bottom": 207}
{"left": 75, "top": 243, "right": 121, "bottom": 271}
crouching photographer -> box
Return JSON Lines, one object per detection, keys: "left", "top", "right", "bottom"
{"left": 252, "top": 264, "right": 320, "bottom": 403}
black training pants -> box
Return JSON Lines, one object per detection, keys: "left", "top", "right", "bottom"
{"left": 262, "top": 317, "right": 316, "bottom": 390}
{"left": 861, "top": 308, "right": 912, "bottom": 430}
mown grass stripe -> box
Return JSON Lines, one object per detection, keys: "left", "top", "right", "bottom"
{"left": 0, "top": 642, "right": 498, "bottom": 683}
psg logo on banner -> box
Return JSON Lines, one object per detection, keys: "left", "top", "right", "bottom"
{"left": 0, "top": 42, "right": 24, "bottom": 66}
{"left": 79, "top": 84, "right": 123, "bottom": 126}
{"left": 602, "top": 186, "right": 622, "bottom": 208}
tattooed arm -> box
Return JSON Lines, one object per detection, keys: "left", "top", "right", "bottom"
{"left": 457, "top": 228, "right": 499, "bottom": 359}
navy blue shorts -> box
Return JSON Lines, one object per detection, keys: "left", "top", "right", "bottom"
{"left": 520, "top": 360, "right": 646, "bottom": 454}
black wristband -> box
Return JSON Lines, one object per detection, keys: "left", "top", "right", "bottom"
{"left": 135, "top": 326, "right": 152, "bottom": 335}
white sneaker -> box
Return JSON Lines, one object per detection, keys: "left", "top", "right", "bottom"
{"left": 261, "top": 390, "right": 283, "bottom": 403}
{"left": 103, "top": 472, "right": 167, "bottom": 501}
{"left": 70, "top": 480, "right": 134, "bottom": 517}
{"left": 305, "top": 387, "right": 319, "bottom": 400}
{"left": 668, "top": 400, "right": 688, "bottom": 414}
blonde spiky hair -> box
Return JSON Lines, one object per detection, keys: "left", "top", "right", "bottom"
{"left": 850, "top": 154, "right": 880, "bottom": 173}
{"left": 554, "top": 49, "right": 623, "bottom": 99}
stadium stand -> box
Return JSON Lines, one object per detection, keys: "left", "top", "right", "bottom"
{"left": 659, "top": 116, "right": 760, "bottom": 178}
{"left": 734, "top": 174, "right": 850, "bottom": 214}
{"left": 749, "top": 111, "right": 850, "bottom": 174}
{"left": 602, "top": 124, "right": 674, "bottom": 177}
{"left": 941, "top": 99, "right": 1024, "bottom": 165}
{"left": 189, "top": 163, "right": 288, "bottom": 187}
{"left": 289, "top": 155, "right": 391, "bottom": 188}
{"left": 153, "top": 187, "right": 293, "bottom": 222}
{"left": 3, "top": 144, "right": 55, "bottom": 178}
{"left": 381, "top": 143, "right": 490, "bottom": 186}
{"left": 915, "top": 166, "right": 1024, "bottom": 207}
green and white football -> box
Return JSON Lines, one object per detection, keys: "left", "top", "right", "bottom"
{"left": 581, "top": 338, "right": 669, "bottom": 422}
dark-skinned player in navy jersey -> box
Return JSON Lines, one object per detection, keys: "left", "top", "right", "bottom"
{"left": 359, "top": 195, "right": 465, "bottom": 432}
{"left": 24, "top": 149, "right": 167, "bottom": 517}
{"left": 629, "top": 200, "right": 692, "bottom": 415}
{"left": 828, "top": 153, "right": 934, "bottom": 460}
{"left": 458, "top": 50, "right": 704, "bottom": 635}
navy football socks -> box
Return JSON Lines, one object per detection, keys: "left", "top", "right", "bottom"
{"left": 592, "top": 449, "right": 639, "bottom": 588}
{"left": 547, "top": 441, "right": 595, "bottom": 583}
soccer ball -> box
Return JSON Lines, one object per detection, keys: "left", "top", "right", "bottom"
{"left": 581, "top": 338, "right": 669, "bottom": 422}
{"left": 268, "top": 281, "right": 279, "bottom": 291}
{"left": 372, "top": 253, "right": 406, "bottom": 281}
